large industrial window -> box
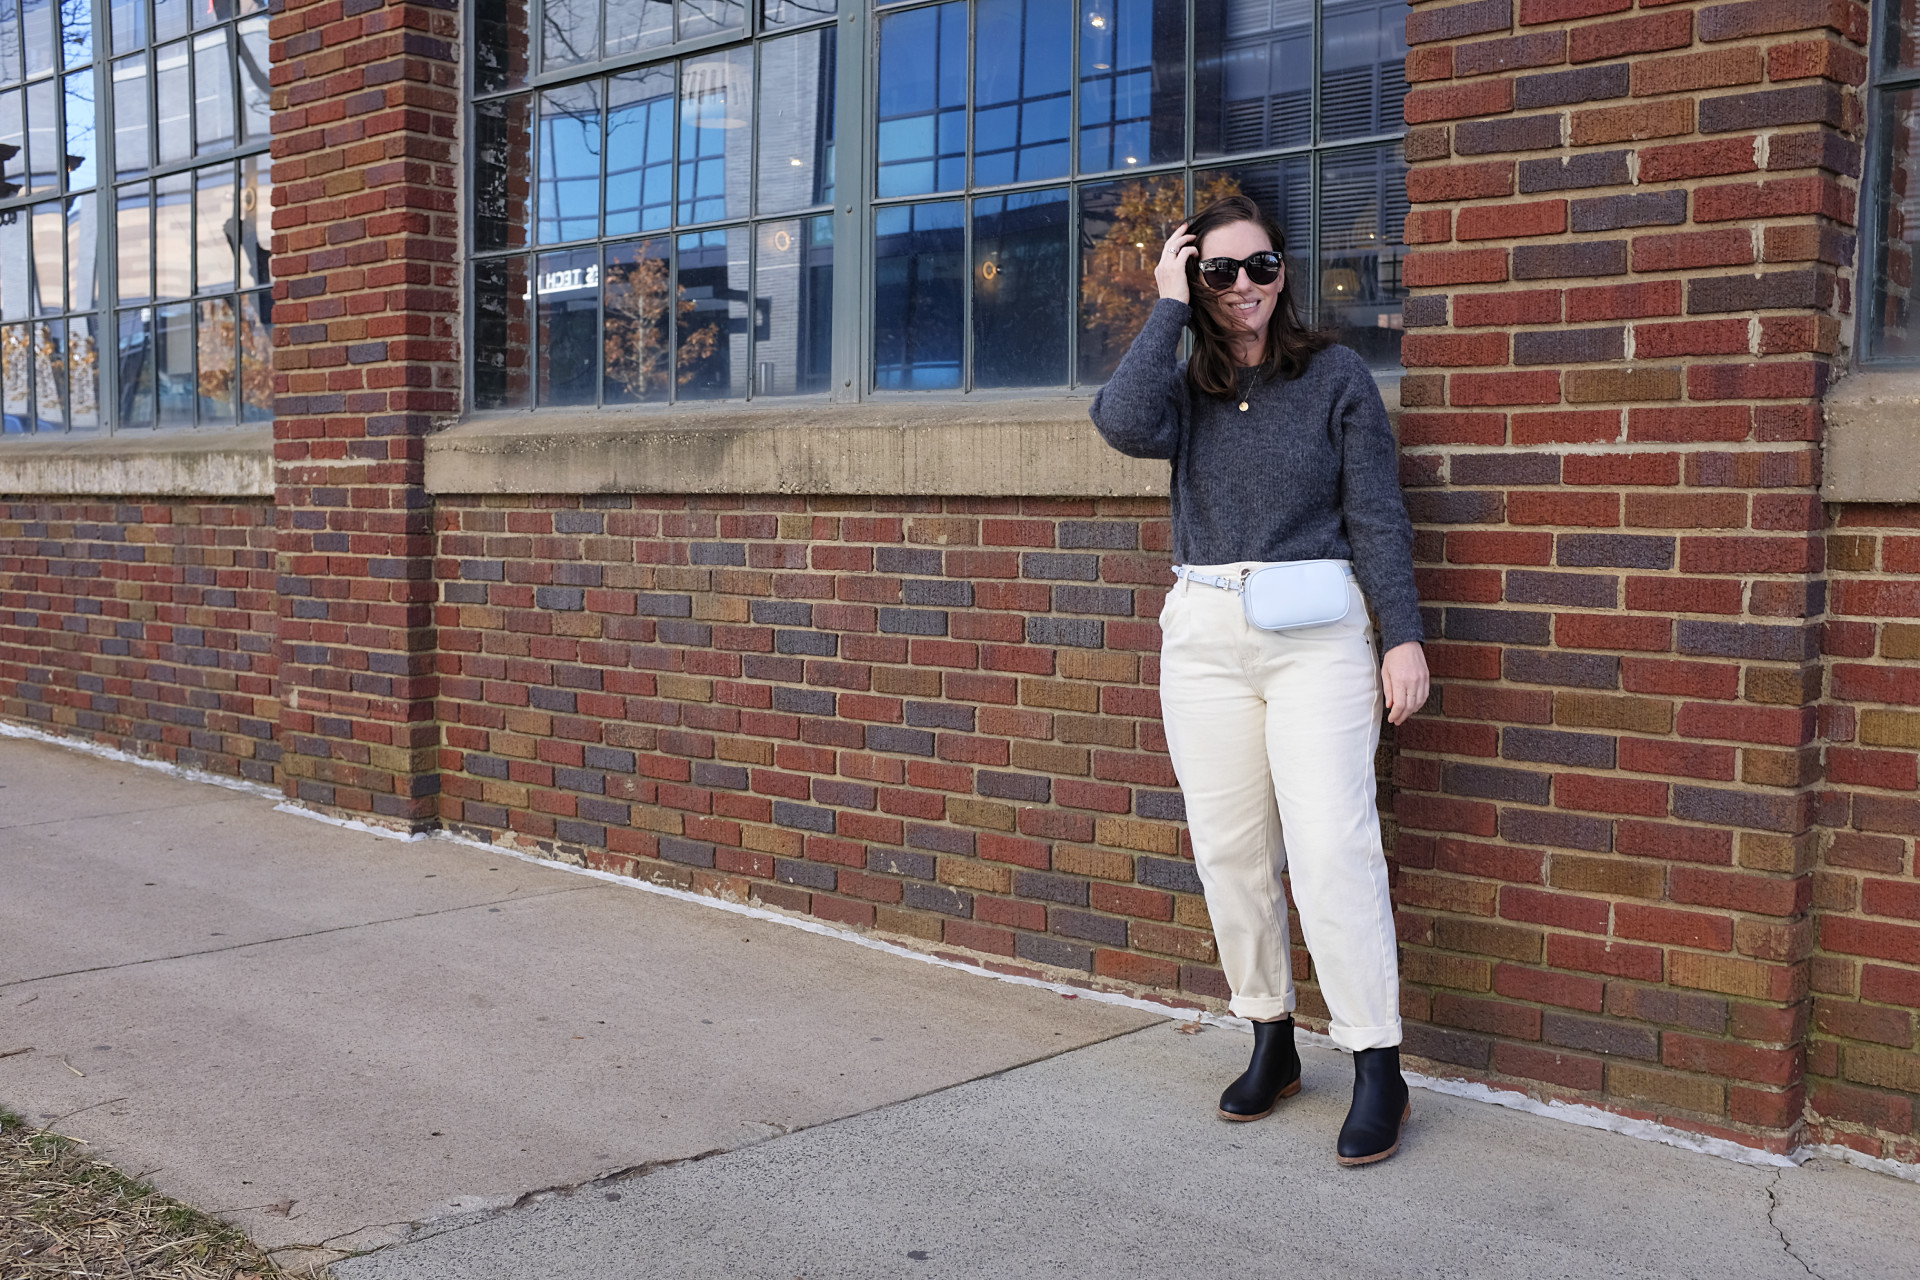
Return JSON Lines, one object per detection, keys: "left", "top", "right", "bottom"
{"left": 0, "top": 0, "right": 271, "bottom": 435}
{"left": 1866, "top": 0, "right": 1920, "bottom": 362}
{"left": 469, "top": 0, "right": 1408, "bottom": 410}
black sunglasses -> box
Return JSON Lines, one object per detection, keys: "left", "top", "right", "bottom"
{"left": 1195, "top": 251, "right": 1284, "bottom": 292}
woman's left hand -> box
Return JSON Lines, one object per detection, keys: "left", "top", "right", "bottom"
{"left": 1381, "top": 642, "right": 1430, "bottom": 727}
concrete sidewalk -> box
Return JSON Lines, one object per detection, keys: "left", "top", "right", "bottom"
{"left": 3, "top": 733, "right": 1918, "bottom": 1279}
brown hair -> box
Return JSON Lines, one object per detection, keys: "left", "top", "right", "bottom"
{"left": 1182, "top": 194, "right": 1330, "bottom": 400}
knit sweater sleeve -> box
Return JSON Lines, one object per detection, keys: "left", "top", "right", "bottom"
{"left": 1089, "top": 298, "right": 1191, "bottom": 460}
{"left": 1333, "top": 352, "right": 1425, "bottom": 651}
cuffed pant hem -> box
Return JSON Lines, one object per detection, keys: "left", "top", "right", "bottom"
{"left": 1330, "top": 1022, "right": 1402, "bottom": 1052}
{"left": 1229, "top": 994, "right": 1296, "bottom": 1022}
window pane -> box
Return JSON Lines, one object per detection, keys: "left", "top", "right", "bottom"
{"left": 678, "top": 48, "right": 750, "bottom": 225}
{"left": 236, "top": 14, "right": 268, "bottom": 141}
{"left": 973, "top": 0, "right": 1070, "bottom": 186}
{"left": 473, "top": 0, "right": 531, "bottom": 94}
{"left": 116, "top": 307, "right": 153, "bottom": 427}
{"left": 1194, "top": 0, "right": 1310, "bottom": 158}
{"left": 474, "top": 94, "right": 532, "bottom": 253}
{"left": 238, "top": 288, "right": 269, "bottom": 421}
{"left": 1194, "top": 155, "right": 1311, "bottom": 314}
{"left": 61, "top": 67, "right": 89, "bottom": 188}
{"left": 57, "top": 0, "right": 85, "bottom": 68}
{"left": 155, "top": 38, "right": 188, "bottom": 163}
{"left": 194, "top": 163, "right": 234, "bottom": 293}
{"left": 0, "top": 90, "right": 21, "bottom": 197}
{"left": 154, "top": 170, "right": 187, "bottom": 296}
{"left": 21, "top": 0, "right": 51, "bottom": 78}
{"left": 675, "top": 226, "right": 745, "bottom": 399}
{"left": 108, "top": 0, "right": 142, "bottom": 56}
{"left": 1321, "top": 0, "right": 1405, "bottom": 142}
{"left": 677, "top": 0, "right": 744, "bottom": 42}
{"left": 1318, "top": 141, "right": 1406, "bottom": 369}
{"left": 535, "top": 246, "right": 598, "bottom": 405}
{"left": 876, "top": 2, "right": 965, "bottom": 197}
{"left": 239, "top": 153, "right": 267, "bottom": 288}
{"left": 196, "top": 294, "right": 234, "bottom": 424}
{"left": 66, "top": 309, "right": 95, "bottom": 429}
{"left": 764, "top": 0, "right": 834, "bottom": 27}
{"left": 115, "top": 184, "right": 147, "bottom": 300}
{"left": 541, "top": 0, "right": 596, "bottom": 72}
{"left": 537, "top": 80, "right": 601, "bottom": 244}
{"left": 605, "top": 0, "right": 671, "bottom": 57}
{"left": 193, "top": 28, "right": 233, "bottom": 153}
{"left": 65, "top": 188, "right": 91, "bottom": 310}
{"left": 32, "top": 316, "right": 63, "bottom": 426}
{"left": 605, "top": 66, "right": 672, "bottom": 235}
{"left": 30, "top": 197, "right": 59, "bottom": 311}
{"left": 154, "top": 298, "right": 190, "bottom": 424}
{"left": 1076, "top": 172, "right": 1180, "bottom": 384}
{"left": 0, "top": 2, "right": 21, "bottom": 86}
{"left": 756, "top": 26, "right": 834, "bottom": 216}
{"left": 473, "top": 255, "right": 531, "bottom": 410}
{"left": 753, "top": 215, "right": 831, "bottom": 395}
{"left": 111, "top": 53, "right": 145, "bottom": 175}
{"left": 1, "top": 323, "right": 29, "bottom": 428}
{"left": 873, "top": 199, "right": 962, "bottom": 390}
{"left": 153, "top": 0, "right": 186, "bottom": 42}
{"left": 1871, "top": 87, "right": 1920, "bottom": 360}
{"left": 0, "top": 210, "right": 27, "bottom": 319}
{"left": 25, "top": 76, "right": 56, "bottom": 192}
{"left": 602, "top": 236, "right": 668, "bottom": 403}
{"left": 1079, "top": 0, "right": 1184, "bottom": 175}
{"left": 1884, "top": 0, "right": 1920, "bottom": 74}
{"left": 973, "top": 187, "right": 1067, "bottom": 387}
{"left": 193, "top": 0, "right": 233, "bottom": 28}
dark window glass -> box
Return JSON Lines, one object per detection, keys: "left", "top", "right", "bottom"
{"left": 1076, "top": 171, "right": 1181, "bottom": 384}
{"left": 195, "top": 294, "right": 233, "bottom": 423}
{"left": 474, "top": 0, "right": 531, "bottom": 94}
{"left": 875, "top": 2, "right": 965, "bottom": 198}
{"left": 973, "top": 186, "right": 1068, "bottom": 386}
{"left": 475, "top": 94, "right": 533, "bottom": 254}
{"left": 676, "top": 225, "right": 746, "bottom": 398}
{"left": 603, "top": 236, "right": 669, "bottom": 403}
{"left": 1194, "top": 0, "right": 1309, "bottom": 158}
{"left": 239, "top": 288, "right": 268, "bottom": 420}
{"left": 1317, "top": 141, "right": 1405, "bottom": 367}
{"left": 756, "top": 26, "right": 834, "bottom": 215}
{"left": 114, "top": 307, "right": 153, "bottom": 426}
{"left": 61, "top": 66, "right": 89, "bottom": 187}
{"left": 973, "top": 0, "right": 1071, "bottom": 187}
{"left": 473, "top": 256, "right": 532, "bottom": 410}
{"left": 763, "top": 0, "right": 834, "bottom": 28}
{"left": 1870, "top": 87, "right": 1920, "bottom": 360}
{"left": 537, "top": 80, "right": 602, "bottom": 244}
{"left": 1320, "top": 0, "right": 1405, "bottom": 141}
{"left": 753, "top": 214, "right": 832, "bottom": 394}
{"left": 154, "top": 297, "right": 190, "bottom": 424}
{"left": 677, "top": 48, "right": 750, "bottom": 225}
{"left": 605, "top": 66, "right": 673, "bottom": 235}
{"left": 536, "top": 246, "right": 600, "bottom": 405}
{"left": 606, "top": 0, "right": 672, "bottom": 58}
{"left": 111, "top": 53, "right": 144, "bottom": 174}
{"left": 873, "top": 199, "right": 962, "bottom": 390}
{"left": 1078, "top": 0, "right": 1184, "bottom": 175}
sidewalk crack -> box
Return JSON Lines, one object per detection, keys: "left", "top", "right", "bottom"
{"left": 1765, "top": 1169, "right": 1822, "bottom": 1280}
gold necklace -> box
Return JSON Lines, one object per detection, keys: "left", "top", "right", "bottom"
{"left": 1238, "top": 367, "right": 1256, "bottom": 413}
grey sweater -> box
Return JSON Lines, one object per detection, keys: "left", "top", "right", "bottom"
{"left": 1090, "top": 298, "right": 1425, "bottom": 651}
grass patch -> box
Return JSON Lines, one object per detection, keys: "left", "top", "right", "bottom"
{"left": 0, "top": 1106, "right": 328, "bottom": 1278}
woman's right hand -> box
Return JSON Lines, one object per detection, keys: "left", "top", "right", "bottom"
{"left": 1155, "top": 222, "right": 1197, "bottom": 305}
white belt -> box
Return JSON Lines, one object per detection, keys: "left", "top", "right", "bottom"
{"left": 1174, "top": 563, "right": 1356, "bottom": 592}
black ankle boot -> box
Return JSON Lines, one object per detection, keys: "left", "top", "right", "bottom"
{"left": 1337, "top": 1046, "right": 1410, "bottom": 1165}
{"left": 1217, "top": 1017, "right": 1301, "bottom": 1122}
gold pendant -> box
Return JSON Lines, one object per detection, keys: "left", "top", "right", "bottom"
{"left": 1238, "top": 401, "right": 1249, "bottom": 412}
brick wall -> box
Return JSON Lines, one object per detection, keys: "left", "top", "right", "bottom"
{"left": 0, "top": 499, "right": 280, "bottom": 783}
{"left": 1395, "top": 0, "right": 1868, "bottom": 1149}
{"left": 1812, "top": 503, "right": 1920, "bottom": 1164}
{"left": 269, "top": 0, "right": 462, "bottom": 826}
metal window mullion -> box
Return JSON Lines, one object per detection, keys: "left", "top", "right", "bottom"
{"left": 829, "top": 0, "right": 866, "bottom": 402}
{"left": 1309, "top": 0, "right": 1321, "bottom": 148}
{"left": 1067, "top": 178, "right": 1080, "bottom": 387}
{"left": 95, "top": 43, "right": 116, "bottom": 433}
{"left": 1183, "top": 0, "right": 1193, "bottom": 167}
{"left": 961, "top": 0, "right": 974, "bottom": 392}
{"left": 746, "top": 39, "right": 762, "bottom": 400}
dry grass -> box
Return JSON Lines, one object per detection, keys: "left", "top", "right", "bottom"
{"left": 0, "top": 1107, "right": 328, "bottom": 1279}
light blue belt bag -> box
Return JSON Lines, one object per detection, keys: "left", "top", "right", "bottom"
{"left": 1173, "top": 560, "right": 1354, "bottom": 631}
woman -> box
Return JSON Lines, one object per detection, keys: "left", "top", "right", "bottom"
{"left": 1090, "top": 195, "right": 1430, "bottom": 1167}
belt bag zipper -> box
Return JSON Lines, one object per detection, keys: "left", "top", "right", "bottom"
{"left": 1174, "top": 560, "right": 1353, "bottom": 632}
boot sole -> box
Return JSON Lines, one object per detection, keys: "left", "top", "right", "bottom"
{"left": 1216, "top": 1077, "right": 1301, "bottom": 1122}
{"left": 1336, "top": 1100, "right": 1412, "bottom": 1166}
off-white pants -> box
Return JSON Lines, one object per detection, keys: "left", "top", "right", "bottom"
{"left": 1158, "top": 562, "right": 1403, "bottom": 1050}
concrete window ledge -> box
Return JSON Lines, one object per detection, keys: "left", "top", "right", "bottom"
{"left": 425, "top": 398, "right": 1172, "bottom": 498}
{"left": 1824, "top": 370, "right": 1920, "bottom": 503}
{"left": 425, "top": 376, "right": 1403, "bottom": 499}
{"left": 0, "top": 427, "right": 273, "bottom": 498}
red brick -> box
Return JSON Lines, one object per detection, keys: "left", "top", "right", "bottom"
{"left": 1630, "top": 229, "right": 1757, "bottom": 272}
{"left": 1494, "top": 962, "right": 1606, "bottom": 1012}
{"left": 1403, "top": 332, "right": 1512, "bottom": 367}
{"left": 1405, "top": 79, "right": 1517, "bottom": 124}
{"left": 1495, "top": 1042, "right": 1607, "bottom": 1090}
{"left": 1406, "top": 248, "right": 1512, "bottom": 287}
{"left": 1558, "top": 773, "right": 1671, "bottom": 817}
{"left": 1511, "top": 410, "right": 1621, "bottom": 445}
{"left": 1566, "top": 280, "right": 1683, "bottom": 321}
{"left": 1457, "top": 199, "right": 1568, "bottom": 240}
{"left": 1451, "top": 371, "right": 1562, "bottom": 406}
{"left": 1401, "top": 412, "right": 1510, "bottom": 445}
{"left": 1507, "top": 491, "right": 1619, "bottom": 526}
{"left": 1549, "top": 934, "right": 1665, "bottom": 981}
{"left": 1453, "top": 289, "right": 1564, "bottom": 327}
{"left": 1632, "top": 319, "right": 1752, "bottom": 359}
{"left": 1570, "top": 10, "right": 1692, "bottom": 62}
{"left": 1409, "top": 161, "right": 1519, "bottom": 203}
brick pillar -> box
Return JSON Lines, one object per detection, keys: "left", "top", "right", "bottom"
{"left": 1395, "top": 0, "right": 1865, "bottom": 1149}
{"left": 269, "top": 0, "right": 461, "bottom": 828}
